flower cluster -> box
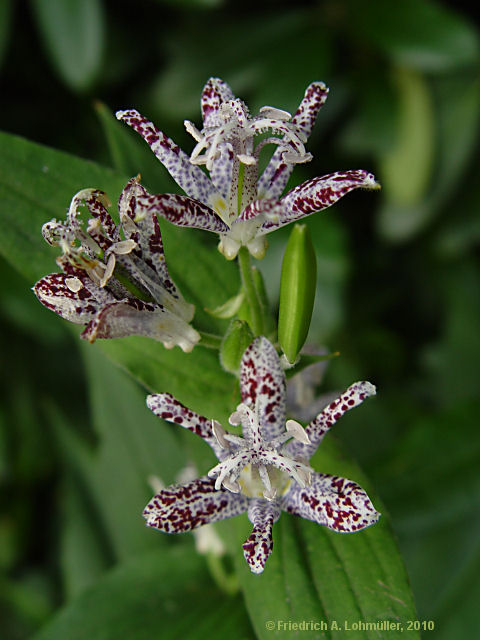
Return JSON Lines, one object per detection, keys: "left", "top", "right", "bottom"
{"left": 116, "top": 77, "right": 379, "bottom": 259}
{"left": 34, "top": 77, "right": 381, "bottom": 573}
{"left": 144, "top": 337, "right": 379, "bottom": 573}
{"left": 34, "top": 177, "right": 199, "bottom": 352}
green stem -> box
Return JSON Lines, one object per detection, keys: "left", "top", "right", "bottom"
{"left": 197, "top": 331, "right": 223, "bottom": 349}
{"left": 237, "top": 247, "right": 264, "bottom": 336}
{"left": 206, "top": 553, "right": 239, "bottom": 596}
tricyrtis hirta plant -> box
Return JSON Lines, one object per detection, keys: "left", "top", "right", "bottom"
{"left": 34, "top": 177, "right": 199, "bottom": 352}
{"left": 117, "top": 77, "right": 379, "bottom": 259}
{"left": 143, "top": 337, "right": 379, "bottom": 574}
{"left": 33, "top": 76, "right": 382, "bottom": 575}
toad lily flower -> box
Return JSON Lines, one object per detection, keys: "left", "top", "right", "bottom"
{"left": 34, "top": 178, "right": 199, "bottom": 352}
{"left": 143, "top": 336, "right": 380, "bottom": 573}
{"left": 116, "top": 77, "right": 380, "bottom": 260}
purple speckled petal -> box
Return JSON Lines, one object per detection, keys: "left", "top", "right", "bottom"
{"left": 261, "top": 170, "right": 380, "bottom": 233}
{"left": 240, "top": 337, "right": 286, "bottom": 441}
{"left": 68, "top": 189, "right": 119, "bottom": 251}
{"left": 258, "top": 82, "right": 329, "bottom": 199}
{"left": 33, "top": 273, "right": 112, "bottom": 324}
{"left": 143, "top": 476, "right": 248, "bottom": 533}
{"left": 147, "top": 393, "right": 225, "bottom": 460}
{"left": 286, "top": 381, "right": 376, "bottom": 460}
{"left": 81, "top": 301, "right": 200, "bottom": 352}
{"left": 209, "top": 143, "right": 234, "bottom": 201}
{"left": 239, "top": 197, "right": 280, "bottom": 222}
{"left": 136, "top": 193, "right": 229, "bottom": 234}
{"left": 118, "top": 177, "right": 149, "bottom": 222}
{"left": 201, "top": 77, "right": 235, "bottom": 128}
{"left": 242, "top": 498, "right": 281, "bottom": 574}
{"left": 283, "top": 472, "right": 380, "bottom": 533}
{"left": 116, "top": 109, "right": 224, "bottom": 210}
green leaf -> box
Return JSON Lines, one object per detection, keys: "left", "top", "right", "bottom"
{"left": 33, "top": 547, "right": 254, "bottom": 640}
{"left": 0, "top": 131, "right": 127, "bottom": 282}
{"left": 349, "top": 0, "right": 480, "bottom": 72}
{"left": 50, "top": 344, "right": 187, "bottom": 566}
{"left": 97, "top": 338, "right": 235, "bottom": 421}
{"left": 30, "top": 0, "right": 104, "bottom": 91}
{"left": 222, "top": 437, "right": 419, "bottom": 639}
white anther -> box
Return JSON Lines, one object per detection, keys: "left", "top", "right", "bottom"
{"left": 100, "top": 253, "right": 116, "bottom": 288}
{"left": 286, "top": 419, "right": 311, "bottom": 444}
{"left": 112, "top": 239, "right": 137, "bottom": 255}
{"left": 212, "top": 420, "right": 230, "bottom": 449}
{"left": 296, "top": 467, "right": 312, "bottom": 486}
{"left": 222, "top": 477, "right": 241, "bottom": 493}
{"left": 237, "top": 153, "right": 257, "bottom": 165}
{"left": 263, "top": 487, "right": 278, "bottom": 501}
{"left": 258, "top": 106, "right": 292, "bottom": 121}
{"left": 87, "top": 217, "right": 102, "bottom": 233}
{"left": 184, "top": 120, "right": 203, "bottom": 142}
{"left": 65, "top": 277, "right": 83, "bottom": 293}
{"left": 228, "top": 411, "right": 242, "bottom": 426}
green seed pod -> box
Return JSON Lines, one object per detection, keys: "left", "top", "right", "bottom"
{"left": 220, "top": 319, "right": 254, "bottom": 375}
{"left": 278, "top": 224, "right": 317, "bottom": 364}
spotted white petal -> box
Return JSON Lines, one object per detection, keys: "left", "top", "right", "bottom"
{"left": 283, "top": 472, "right": 380, "bottom": 533}
{"left": 147, "top": 394, "right": 225, "bottom": 460}
{"left": 261, "top": 170, "right": 380, "bottom": 233}
{"left": 240, "top": 337, "right": 286, "bottom": 441}
{"left": 81, "top": 301, "right": 200, "bottom": 352}
{"left": 144, "top": 476, "right": 248, "bottom": 533}
{"left": 242, "top": 499, "right": 281, "bottom": 574}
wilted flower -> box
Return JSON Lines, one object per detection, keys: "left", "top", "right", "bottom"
{"left": 34, "top": 177, "right": 199, "bottom": 352}
{"left": 117, "top": 78, "right": 379, "bottom": 260}
{"left": 143, "top": 337, "right": 379, "bottom": 573}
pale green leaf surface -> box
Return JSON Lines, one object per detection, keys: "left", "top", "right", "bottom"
{"left": 33, "top": 547, "right": 254, "bottom": 640}
{"left": 30, "top": 0, "right": 104, "bottom": 91}
{"left": 0, "top": 131, "right": 127, "bottom": 282}
{"left": 59, "top": 470, "right": 112, "bottom": 601}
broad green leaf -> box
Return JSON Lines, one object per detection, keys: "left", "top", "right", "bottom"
{"left": 349, "top": 0, "right": 480, "bottom": 72}
{"left": 0, "top": 131, "right": 127, "bottom": 282}
{"left": 0, "top": 131, "right": 238, "bottom": 416}
{"left": 59, "top": 470, "right": 111, "bottom": 600}
{"left": 33, "top": 547, "right": 254, "bottom": 640}
{"left": 50, "top": 344, "right": 187, "bottom": 566}
{"left": 30, "top": 0, "right": 104, "bottom": 92}
{"left": 97, "top": 338, "right": 235, "bottom": 421}
{"left": 220, "top": 437, "right": 419, "bottom": 639}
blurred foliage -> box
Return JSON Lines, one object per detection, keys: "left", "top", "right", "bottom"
{"left": 1, "top": 0, "right": 479, "bottom": 638}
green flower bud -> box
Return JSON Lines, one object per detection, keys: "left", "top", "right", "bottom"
{"left": 220, "top": 319, "right": 254, "bottom": 375}
{"left": 278, "top": 224, "right": 317, "bottom": 364}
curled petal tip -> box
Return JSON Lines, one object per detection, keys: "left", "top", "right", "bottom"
{"left": 364, "top": 173, "right": 381, "bottom": 190}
